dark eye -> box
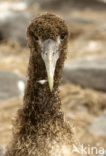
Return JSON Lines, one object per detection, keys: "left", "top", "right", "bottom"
{"left": 34, "top": 35, "right": 39, "bottom": 41}
{"left": 60, "top": 33, "right": 66, "bottom": 40}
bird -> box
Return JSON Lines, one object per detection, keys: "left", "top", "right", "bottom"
{"left": 6, "top": 13, "right": 80, "bottom": 156}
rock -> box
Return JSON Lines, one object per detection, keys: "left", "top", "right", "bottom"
{"left": 25, "top": 0, "right": 39, "bottom": 6}
{"left": 0, "top": 10, "right": 33, "bottom": 46}
{"left": 89, "top": 113, "right": 106, "bottom": 137}
{"left": 0, "top": 1, "right": 27, "bottom": 11}
{"left": 0, "top": 71, "right": 26, "bottom": 101}
{"left": 38, "top": 0, "right": 106, "bottom": 10}
{"left": 63, "top": 58, "right": 106, "bottom": 91}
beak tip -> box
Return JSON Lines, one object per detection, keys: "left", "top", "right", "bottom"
{"left": 48, "top": 77, "right": 53, "bottom": 92}
{"left": 50, "top": 86, "right": 53, "bottom": 92}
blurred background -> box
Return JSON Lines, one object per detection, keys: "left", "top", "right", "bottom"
{"left": 0, "top": 0, "right": 106, "bottom": 155}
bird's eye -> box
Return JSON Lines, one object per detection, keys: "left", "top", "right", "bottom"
{"left": 34, "top": 35, "right": 39, "bottom": 41}
{"left": 60, "top": 33, "right": 66, "bottom": 40}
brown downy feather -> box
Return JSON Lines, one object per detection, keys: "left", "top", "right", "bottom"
{"left": 6, "top": 13, "right": 80, "bottom": 156}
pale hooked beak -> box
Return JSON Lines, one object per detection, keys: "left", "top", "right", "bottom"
{"left": 41, "top": 39, "right": 60, "bottom": 91}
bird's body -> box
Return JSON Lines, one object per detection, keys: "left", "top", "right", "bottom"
{"left": 6, "top": 13, "right": 80, "bottom": 156}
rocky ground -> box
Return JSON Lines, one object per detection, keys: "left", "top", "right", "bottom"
{"left": 0, "top": 0, "right": 106, "bottom": 155}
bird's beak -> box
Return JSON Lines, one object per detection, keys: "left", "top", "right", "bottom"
{"left": 41, "top": 39, "right": 59, "bottom": 92}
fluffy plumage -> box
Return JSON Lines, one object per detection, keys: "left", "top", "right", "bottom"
{"left": 6, "top": 13, "right": 79, "bottom": 156}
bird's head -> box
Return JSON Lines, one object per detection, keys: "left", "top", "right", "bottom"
{"left": 27, "top": 13, "right": 69, "bottom": 92}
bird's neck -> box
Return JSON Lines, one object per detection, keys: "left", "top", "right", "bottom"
{"left": 22, "top": 53, "right": 64, "bottom": 124}
{"left": 23, "top": 78, "right": 63, "bottom": 125}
